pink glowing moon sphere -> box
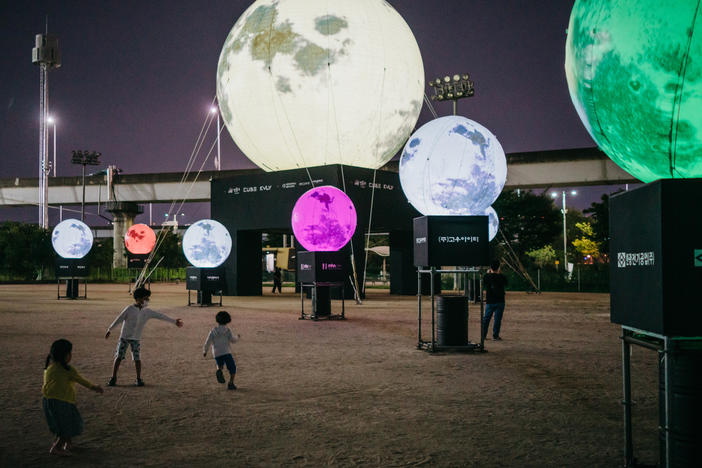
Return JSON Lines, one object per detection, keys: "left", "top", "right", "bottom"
{"left": 124, "top": 224, "right": 157, "bottom": 255}
{"left": 291, "top": 185, "right": 357, "bottom": 252}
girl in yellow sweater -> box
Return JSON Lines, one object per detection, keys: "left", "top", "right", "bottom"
{"left": 42, "top": 339, "right": 103, "bottom": 456}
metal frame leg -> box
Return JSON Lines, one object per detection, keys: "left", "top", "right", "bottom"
{"left": 621, "top": 328, "right": 633, "bottom": 468}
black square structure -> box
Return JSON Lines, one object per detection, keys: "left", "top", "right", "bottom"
{"left": 127, "top": 253, "right": 149, "bottom": 269}
{"left": 413, "top": 215, "right": 490, "bottom": 267}
{"left": 55, "top": 258, "right": 89, "bottom": 299}
{"left": 211, "top": 165, "right": 421, "bottom": 297}
{"left": 609, "top": 178, "right": 702, "bottom": 336}
{"left": 186, "top": 266, "right": 225, "bottom": 306}
{"left": 297, "top": 251, "right": 347, "bottom": 284}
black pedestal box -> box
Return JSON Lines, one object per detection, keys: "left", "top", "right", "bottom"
{"left": 186, "top": 267, "right": 225, "bottom": 292}
{"left": 413, "top": 216, "right": 490, "bottom": 267}
{"left": 609, "top": 179, "right": 702, "bottom": 336}
{"left": 297, "top": 251, "right": 347, "bottom": 284}
{"left": 127, "top": 253, "right": 149, "bottom": 269}
{"left": 55, "top": 258, "right": 89, "bottom": 277}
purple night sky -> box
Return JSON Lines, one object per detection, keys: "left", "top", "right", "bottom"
{"left": 0, "top": 1, "right": 627, "bottom": 226}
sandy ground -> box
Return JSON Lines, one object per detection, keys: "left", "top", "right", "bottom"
{"left": 0, "top": 283, "right": 659, "bottom": 467}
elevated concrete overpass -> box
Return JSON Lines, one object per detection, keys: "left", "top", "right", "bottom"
{"left": 0, "top": 147, "right": 636, "bottom": 207}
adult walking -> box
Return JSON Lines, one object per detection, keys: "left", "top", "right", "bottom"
{"left": 482, "top": 260, "right": 508, "bottom": 341}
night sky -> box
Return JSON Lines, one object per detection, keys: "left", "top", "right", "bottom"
{"left": 1, "top": 0, "right": 620, "bottom": 225}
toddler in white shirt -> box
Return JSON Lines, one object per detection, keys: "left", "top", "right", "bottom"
{"left": 203, "top": 311, "right": 240, "bottom": 390}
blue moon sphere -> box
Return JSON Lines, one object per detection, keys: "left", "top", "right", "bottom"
{"left": 51, "top": 219, "right": 94, "bottom": 259}
{"left": 565, "top": 0, "right": 702, "bottom": 182}
{"left": 182, "top": 219, "right": 232, "bottom": 268}
{"left": 399, "top": 115, "right": 507, "bottom": 215}
{"left": 483, "top": 206, "right": 499, "bottom": 241}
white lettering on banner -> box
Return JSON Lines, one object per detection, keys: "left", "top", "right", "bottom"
{"left": 259, "top": 185, "right": 272, "bottom": 191}
{"left": 438, "top": 236, "right": 480, "bottom": 244}
{"left": 352, "top": 180, "right": 394, "bottom": 191}
{"left": 616, "top": 251, "right": 655, "bottom": 268}
{"left": 282, "top": 182, "right": 296, "bottom": 189}
{"left": 321, "top": 263, "right": 342, "bottom": 271}
{"left": 227, "top": 187, "right": 241, "bottom": 194}
{"left": 415, "top": 237, "right": 426, "bottom": 244}
{"left": 300, "top": 263, "right": 312, "bottom": 271}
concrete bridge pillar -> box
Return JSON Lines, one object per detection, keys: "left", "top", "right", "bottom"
{"left": 106, "top": 201, "right": 143, "bottom": 268}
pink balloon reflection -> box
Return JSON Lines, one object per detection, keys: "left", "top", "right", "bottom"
{"left": 291, "top": 185, "right": 357, "bottom": 252}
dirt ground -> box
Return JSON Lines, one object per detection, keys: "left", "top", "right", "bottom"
{"left": 0, "top": 283, "right": 659, "bottom": 467}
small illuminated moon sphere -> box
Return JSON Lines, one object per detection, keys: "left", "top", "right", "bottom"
{"left": 399, "top": 116, "right": 507, "bottom": 215}
{"left": 124, "top": 224, "right": 156, "bottom": 255}
{"left": 51, "top": 219, "right": 93, "bottom": 259}
{"left": 291, "top": 185, "right": 357, "bottom": 251}
{"left": 182, "top": 219, "right": 232, "bottom": 268}
{"left": 565, "top": 0, "right": 702, "bottom": 182}
{"left": 483, "top": 207, "right": 499, "bottom": 241}
{"left": 216, "top": 0, "right": 424, "bottom": 171}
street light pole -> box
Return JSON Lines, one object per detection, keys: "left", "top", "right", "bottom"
{"left": 561, "top": 191, "right": 567, "bottom": 269}
{"left": 48, "top": 116, "right": 57, "bottom": 177}
{"left": 71, "top": 150, "right": 101, "bottom": 222}
{"left": 211, "top": 106, "right": 221, "bottom": 171}
{"left": 552, "top": 190, "right": 577, "bottom": 273}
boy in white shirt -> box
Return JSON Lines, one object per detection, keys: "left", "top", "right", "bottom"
{"left": 203, "top": 311, "right": 240, "bottom": 390}
{"left": 105, "top": 287, "right": 183, "bottom": 387}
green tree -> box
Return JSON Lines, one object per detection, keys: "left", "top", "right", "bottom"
{"left": 571, "top": 222, "right": 600, "bottom": 260}
{"left": 526, "top": 245, "right": 557, "bottom": 268}
{"left": 0, "top": 222, "right": 54, "bottom": 280}
{"left": 153, "top": 230, "right": 188, "bottom": 268}
{"left": 492, "top": 190, "right": 562, "bottom": 257}
{"left": 583, "top": 191, "right": 622, "bottom": 256}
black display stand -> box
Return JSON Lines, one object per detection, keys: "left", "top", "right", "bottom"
{"left": 416, "top": 267, "right": 485, "bottom": 353}
{"left": 297, "top": 251, "right": 347, "bottom": 320}
{"left": 299, "top": 282, "right": 346, "bottom": 321}
{"left": 55, "top": 258, "right": 89, "bottom": 300}
{"left": 609, "top": 180, "right": 702, "bottom": 467}
{"left": 186, "top": 267, "right": 224, "bottom": 307}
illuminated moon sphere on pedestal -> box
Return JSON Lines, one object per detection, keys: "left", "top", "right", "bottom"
{"left": 565, "top": 0, "right": 702, "bottom": 182}
{"left": 291, "top": 185, "right": 357, "bottom": 251}
{"left": 51, "top": 219, "right": 93, "bottom": 259}
{"left": 216, "top": 0, "right": 424, "bottom": 171}
{"left": 182, "top": 219, "right": 232, "bottom": 268}
{"left": 399, "top": 116, "right": 507, "bottom": 215}
{"left": 124, "top": 224, "right": 156, "bottom": 255}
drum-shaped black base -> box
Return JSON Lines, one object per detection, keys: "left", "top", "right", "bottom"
{"left": 436, "top": 295, "right": 468, "bottom": 346}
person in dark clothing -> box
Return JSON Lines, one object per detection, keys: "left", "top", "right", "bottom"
{"left": 482, "top": 260, "right": 508, "bottom": 341}
{"left": 272, "top": 267, "right": 282, "bottom": 294}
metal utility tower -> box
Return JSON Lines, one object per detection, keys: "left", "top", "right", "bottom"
{"left": 32, "top": 32, "right": 61, "bottom": 229}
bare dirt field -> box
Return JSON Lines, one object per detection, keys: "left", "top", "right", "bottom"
{"left": 0, "top": 284, "right": 659, "bottom": 467}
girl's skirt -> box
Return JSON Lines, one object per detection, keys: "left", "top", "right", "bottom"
{"left": 42, "top": 398, "right": 84, "bottom": 437}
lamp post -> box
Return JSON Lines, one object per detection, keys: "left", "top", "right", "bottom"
{"left": 47, "top": 115, "right": 57, "bottom": 177}
{"left": 71, "top": 150, "right": 101, "bottom": 221}
{"left": 428, "top": 73, "right": 475, "bottom": 115}
{"left": 552, "top": 190, "right": 577, "bottom": 272}
{"left": 210, "top": 106, "right": 221, "bottom": 171}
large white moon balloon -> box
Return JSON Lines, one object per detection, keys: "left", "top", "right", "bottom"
{"left": 51, "top": 219, "right": 94, "bottom": 259}
{"left": 182, "top": 219, "right": 232, "bottom": 268}
{"left": 399, "top": 116, "right": 507, "bottom": 215}
{"left": 216, "top": 0, "right": 425, "bottom": 171}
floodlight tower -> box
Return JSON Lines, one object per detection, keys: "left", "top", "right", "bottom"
{"left": 32, "top": 32, "right": 61, "bottom": 229}
{"left": 428, "top": 73, "right": 475, "bottom": 115}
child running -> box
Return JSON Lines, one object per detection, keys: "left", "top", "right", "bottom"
{"left": 203, "top": 311, "right": 240, "bottom": 390}
{"left": 105, "top": 287, "right": 183, "bottom": 387}
{"left": 42, "top": 339, "right": 103, "bottom": 456}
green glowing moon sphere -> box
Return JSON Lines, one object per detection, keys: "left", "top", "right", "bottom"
{"left": 565, "top": 0, "right": 702, "bottom": 182}
{"left": 216, "top": 0, "right": 424, "bottom": 171}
